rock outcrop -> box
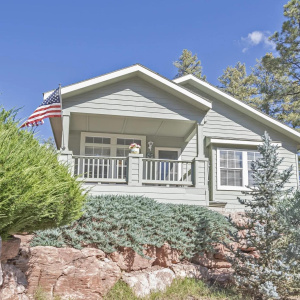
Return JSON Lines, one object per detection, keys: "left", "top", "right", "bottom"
{"left": 0, "top": 263, "right": 28, "bottom": 300}
{"left": 1, "top": 236, "right": 21, "bottom": 261}
{"left": 109, "top": 245, "right": 156, "bottom": 271}
{"left": 26, "top": 246, "right": 121, "bottom": 300}
{"left": 122, "top": 266, "right": 175, "bottom": 298}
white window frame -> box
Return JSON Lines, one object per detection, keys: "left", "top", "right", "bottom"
{"left": 217, "top": 148, "right": 260, "bottom": 191}
{"left": 80, "top": 132, "right": 146, "bottom": 157}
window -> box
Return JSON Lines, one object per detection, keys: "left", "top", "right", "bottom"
{"left": 217, "top": 149, "right": 260, "bottom": 190}
{"left": 80, "top": 132, "right": 146, "bottom": 157}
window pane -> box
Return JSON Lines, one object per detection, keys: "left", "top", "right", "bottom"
{"left": 117, "top": 138, "right": 142, "bottom": 146}
{"left": 85, "top": 137, "right": 93, "bottom": 143}
{"left": 220, "top": 151, "right": 227, "bottom": 160}
{"left": 228, "top": 151, "right": 234, "bottom": 159}
{"left": 234, "top": 170, "right": 243, "bottom": 186}
{"left": 102, "top": 148, "right": 111, "bottom": 156}
{"left": 85, "top": 147, "right": 93, "bottom": 155}
{"left": 235, "top": 151, "right": 242, "bottom": 161}
{"left": 94, "top": 137, "right": 102, "bottom": 144}
{"left": 103, "top": 138, "right": 110, "bottom": 144}
{"left": 228, "top": 159, "right": 235, "bottom": 168}
{"left": 220, "top": 159, "right": 227, "bottom": 168}
{"left": 220, "top": 170, "right": 227, "bottom": 185}
{"left": 93, "top": 147, "right": 102, "bottom": 156}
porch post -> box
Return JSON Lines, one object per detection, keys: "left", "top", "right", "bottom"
{"left": 127, "top": 154, "right": 143, "bottom": 186}
{"left": 61, "top": 111, "right": 70, "bottom": 151}
{"left": 196, "top": 122, "right": 204, "bottom": 158}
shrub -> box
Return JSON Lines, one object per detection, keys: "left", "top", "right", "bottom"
{"left": 0, "top": 108, "right": 87, "bottom": 239}
{"left": 31, "top": 195, "right": 231, "bottom": 259}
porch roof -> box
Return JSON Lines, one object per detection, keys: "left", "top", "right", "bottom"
{"left": 44, "top": 64, "right": 212, "bottom": 112}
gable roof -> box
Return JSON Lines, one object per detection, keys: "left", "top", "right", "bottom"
{"left": 43, "top": 64, "right": 212, "bottom": 111}
{"left": 174, "top": 74, "right": 300, "bottom": 143}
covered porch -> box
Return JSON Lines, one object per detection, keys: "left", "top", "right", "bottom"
{"left": 53, "top": 112, "right": 209, "bottom": 205}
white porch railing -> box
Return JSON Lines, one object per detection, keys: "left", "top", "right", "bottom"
{"left": 71, "top": 155, "right": 206, "bottom": 188}
{"left": 142, "top": 158, "right": 193, "bottom": 186}
{"left": 73, "top": 156, "right": 127, "bottom": 183}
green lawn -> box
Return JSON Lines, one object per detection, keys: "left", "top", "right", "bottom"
{"left": 104, "top": 278, "right": 245, "bottom": 300}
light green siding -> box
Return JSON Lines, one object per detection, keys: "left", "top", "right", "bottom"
{"left": 181, "top": 82, "right": 299, "bottom": 211}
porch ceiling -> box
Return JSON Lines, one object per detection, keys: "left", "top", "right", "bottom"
{"left": 51, "top": 113, "right": 196, "bottom": 148}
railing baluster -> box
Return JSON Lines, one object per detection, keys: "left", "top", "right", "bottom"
{"left": 150, "top": 160, "right": 153, "bottom": 180}
{"left": 168, "top": 162, "right": 170, "bottom": 181}
{"left": 97, "top": 158, "right": 100, "bottom": 179}
{"left": 121, "top": 159, "right": 123, "bottom": 179}
{"left": 116, "top": 159, "right": 119, "bottom": 179}
{"left": 173, "top": 162, "right": 175, "bottom": 181}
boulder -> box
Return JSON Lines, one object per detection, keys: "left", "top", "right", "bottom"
{"left": 1, "top": 236, "right": 21, "bottom": 261}
{"left": 192, "top": 253, "right": 232, "bottom": 269}
{"left": 170, "top": 262, "right": 208, "bottom": 280}
{"left": 0, "top": 263, "right": 28, "bottom": 300}
{"left": 122, "top": 266, "right": 175, "bottom": 297}
{"left": 26, "top": 246, "right": 121, "bottom": 300}
{"left": 154, "top": 243, "right": 181, "bottom": 267}
{"left": 109, "top": 245, "right": 156, "bottom": 271}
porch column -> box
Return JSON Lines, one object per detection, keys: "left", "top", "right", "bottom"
{"left": 127, "top": 154, "right": 143, "bottom": 186}
{"left": 61, "top": 112, "right": 70, "bottom": 151}
{"left": 196, "top": 123, "right": 204, "bottom": 158}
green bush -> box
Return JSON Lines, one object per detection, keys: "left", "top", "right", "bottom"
{"left": 0, "top": 108, "right": 87, "bottom": 239}
{"left": 31, "top": 195, "right": 231, "bottom": 259}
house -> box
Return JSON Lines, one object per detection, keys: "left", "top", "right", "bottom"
{"left": 46, "top": 64, "right": 300, "bottom": 211}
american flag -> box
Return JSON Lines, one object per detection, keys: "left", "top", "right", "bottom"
{"left": 21, "top": 87, "right": 62, "bottom": 128}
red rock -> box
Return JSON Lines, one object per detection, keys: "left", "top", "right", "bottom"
{"left": 109, "top": 245, "right": 156, "bottom": 271}
{"left": 26, "top": 246, "right": 121, "bottom": 300}
{"left": 208, "top": 267, "right": 234, "bottom": 284}
{"left": 1, "top": 236, "right": 21, "bottom": 261}
{"left": 192, "top": 253, "right": 232, "bottom": 269}
{"left": 154, "top": 243, "right": 181, "bottom": 267}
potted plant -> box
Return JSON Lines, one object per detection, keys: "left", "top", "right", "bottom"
{"left": 129, "top": 143, "right": 141, "bottom": 154}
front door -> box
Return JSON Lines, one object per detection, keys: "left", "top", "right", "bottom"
{"left": 155, "top": 148, "right": 181, "bottom": 181}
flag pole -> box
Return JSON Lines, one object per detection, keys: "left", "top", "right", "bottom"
{"left": 59, "top": 84, "right": 65, "bottom": 151}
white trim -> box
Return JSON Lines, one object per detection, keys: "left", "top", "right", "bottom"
{"left": 207, "top": 138, "right": 282, "bottom": 147}
{"left": 44, "top": 65, "right": 212, "bottom": 110}
{"left": 155, "top": 147, "right": 182, "bottom": 160}
{"left": 216, "top": 148, "right": 260, "bottom": 191}
{"left": 174, "top": 74, "right": 300, "bottom": 142}
{"left": 80, "top": 132, "right": 146, "bottom": 157}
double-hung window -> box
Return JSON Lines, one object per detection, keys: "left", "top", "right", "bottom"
{"left": 217, "top": 149, "right": 260, "bottom": 190}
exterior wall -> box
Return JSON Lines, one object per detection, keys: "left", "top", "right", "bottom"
{"left": 63, "top": 77, "right": 205, "bottom": 123}
{"left": 85, "top": 184, "right": 207, "bottom": 206}
{"left": 182, "top": 83, "right": 299, "bottom": 211}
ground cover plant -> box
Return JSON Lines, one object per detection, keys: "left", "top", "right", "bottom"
{"left": 0, "top": 108, "right": 87, "bottom": 239}
{"left": 31, "top": 194, "right": 231, "bottom": 259}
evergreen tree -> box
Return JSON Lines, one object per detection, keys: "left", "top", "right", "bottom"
{"left": 226, "top": 132, "right": 299, "bottom": 299}
{"left": 251, "top": 59, "right": 289, "bottom": 118}
{"left": 218, "top": 62, "right": 258, "bottom": 106}
{"left": 173, "top": 49, "right": 206, "bottom": 80}
{"left": 0, "top": 108, "right": 86, "bottom": 239}
{"left": 261, "top": 0, "right": 300, "bottom": 129}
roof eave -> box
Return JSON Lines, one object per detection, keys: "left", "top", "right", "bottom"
{"left": 174, "top": 75, "right": 300, "bottom": 144}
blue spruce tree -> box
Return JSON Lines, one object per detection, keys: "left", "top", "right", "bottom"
{"left": 226, "top": 132, "right": 299, "bottom": 299}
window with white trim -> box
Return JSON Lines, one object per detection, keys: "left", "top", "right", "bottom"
{"left": 217, "top": 149, "right": 260, "bottom": 190}
{"left": 80, "top": 132, "right": 145, "bottom": 157}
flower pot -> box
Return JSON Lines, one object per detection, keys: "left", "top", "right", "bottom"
{"left": 131, "top": 147, "right": 140, "bottom": 154}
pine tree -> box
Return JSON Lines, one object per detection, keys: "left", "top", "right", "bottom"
{"left": 261, "top": 0, "right": 300, "bottom": 129}
{"left": 218, "top": 62, "right": 258, "bottom": 106}
{"left": 226, "top": 132, "right": 299, "bottom": 299}
{"left": 173, "top": 49, "right": 206, "bottom": 80}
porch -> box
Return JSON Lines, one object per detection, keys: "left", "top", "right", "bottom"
{"left": 55, "top": 112, "right": 209, "bottom": 205}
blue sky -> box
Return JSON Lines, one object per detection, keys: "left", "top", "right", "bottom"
{"left": 0, "top": 0, "right": 287, "bottom": 140}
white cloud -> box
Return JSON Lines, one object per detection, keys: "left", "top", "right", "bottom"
{"left": 241, "top": 31, "right": 276, "bottom": 53}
